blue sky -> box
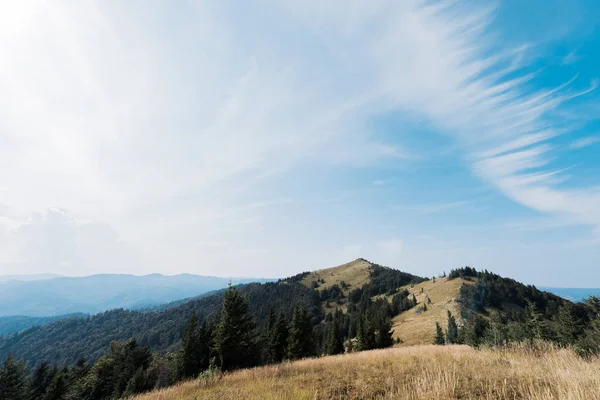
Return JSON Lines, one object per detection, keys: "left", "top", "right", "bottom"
{"left": 0, "top": 0, "right": 598, "bottom": 286}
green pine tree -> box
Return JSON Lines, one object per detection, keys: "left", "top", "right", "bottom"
{"left": 326, "top": 315, "right": 344, "bottom": 355}
{"left": 263, "top": 308, "right": 278, "bottom": 364}
{"left": 375, "top": 317, "right": 394, "bottom": 349}
{"left": 28, "top": 360, "right": 52, "bottom": 398}
{"left": 287, "top": 303, "right": 312, "bottom": 360}
{"left": 0, "top": 355, "right": 28, "bottom": 400}
{"left": 213, "top": 284, "right": 258, "bottom": 371}
{"left": 274, "top": 310, "right": 289, "bottom": 362}
{"left": 434, "top": 322, "right": 445, "bottom": 345}
{"left": 446, "top": 311, "right": 458, "bottom": 344}
{"left": 178, "top": 311, "right": 201, "bottom": 379}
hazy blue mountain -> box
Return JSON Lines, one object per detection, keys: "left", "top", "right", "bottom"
{"left": 0, "top": 313, "right": 87, "bottom": 336}
{"left": 0, "top": 273, "right": 61, "bottom": 283}
{"left": 0, "top": 274, "right": 272, "bottom": 317}
{"left": 540, "top": 287, "right": 600, "bottom": 302}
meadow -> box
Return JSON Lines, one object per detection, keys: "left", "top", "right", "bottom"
{"left": 132, "top": 343, "right": 600, "bottom": 400}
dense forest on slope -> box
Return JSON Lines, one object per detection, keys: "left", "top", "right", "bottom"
{"left": 0, "top": 262, "right": 422, "bottom": 400}
{"left": 0, "top": 314, "right": 87, "bottom": 337}
{"left": 5, "top": 264, "right": 600, "bottom": 400}
{"left": 0, "top": 279, "right": 321, "bottom": 366}
{"left": 440, "top": 268, "right": 600, "bottom": 354}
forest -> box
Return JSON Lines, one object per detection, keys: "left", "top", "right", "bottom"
{"left": 0, "top": 265, "right": 418, "bottom": 400}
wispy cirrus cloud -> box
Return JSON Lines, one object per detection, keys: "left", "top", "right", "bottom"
{"left": 0, "top": 0, "right": 598, "bottom": 278}
{"left": 569, "top": 136, "right": 600, "bottom": 149}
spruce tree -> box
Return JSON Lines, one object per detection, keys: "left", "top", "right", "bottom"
{"left": 0, "top": 355, "right": 28, "bottom": 400}
{"left": 375, "top": 317, "right": 394, "bottom": 349}
{"left": 178, "top": 311, "right": 201, "bottom": 379}
{"left": 45, "top": 370, "right": 68, "bottom": 400}
{"left": 28, "top": 361, "right": 51, "bottom": 398}
{"left": 553, "top": 302, "right": 583, "bottom": 346}
{"left": 213, "top": 284, "right": 258, "bottom": 371}
{"left": 446, "top": 311, "right": 458, "bottom": 344}
{"left": 287, "top": 303, "right": 312, "bottom": 360}
{"left": 263, "top": 308, "right": 278, "bottom": 364}
{"left": 525, "top": 300, "right": 544, "bottom": 342}
{"left": 274, "top": 310, "right": 289, "bottom": 362}
{"left": 326, "top": 315, "right": 344, "bottom": 355}
{"left": 434, "top": 322, "right": 445, "bottom": 345}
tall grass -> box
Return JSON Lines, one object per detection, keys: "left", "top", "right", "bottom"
{"left": 132, "top": 343, "right": 600, "bottom": 399}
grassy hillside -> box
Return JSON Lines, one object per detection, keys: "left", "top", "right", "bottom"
{"left": 392, "top": 277, "right": 467, "bottom": 345}
{"left": 132, "top": 344, "right": 600, "bottom": 400}
{"left": 300, "top": 258, "right": 373, "bottom": 295}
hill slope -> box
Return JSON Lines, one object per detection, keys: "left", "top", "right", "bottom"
{"left": 0, "top": 259, "right": 421, "bottom": 366}
{"left": 392, "top": 276, "right": 467, "bottom": 345}
{"left": 0, "top": 313, "right": 88, "bottom": 337}
{"left": 132, "top": 344, "right": 600, "bottom": 400}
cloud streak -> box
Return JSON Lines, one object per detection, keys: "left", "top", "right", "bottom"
{"left": 0, "top": 0, "right": 598, "bottom": 277}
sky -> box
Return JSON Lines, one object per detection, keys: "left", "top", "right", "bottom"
{"left": 0, "top": 0, "right": 599, "bottom": 287}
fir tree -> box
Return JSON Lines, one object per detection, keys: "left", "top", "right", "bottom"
{"left": 374, "top": 317, "right": 394, "bottom": 349}
{"left": 273, "top": 310, "right": 289, "bottom": 362}
{"left": 178, "top": 311, "right": 201, "bottom": 379}
{"left": 553, "top": 302, "right": 583, "bottom": 346}
{"left": 446, "top": 311, "right": 458, "bottom": 344}
{"left": 45, "top": 369, "right": 68, "bottom": 400}
{"left": 28, "top": 360, "right": 52, "bottom": 398}
{"left": 326, "top": 315, "right": 344, "bottom": 355}
{"left": 434, "top": 322, "right": 445, "bottom": 345}
{"left": 287, "top": 303, "right": 312, "bottom": 360}
{"left": 263, "top": 308, "right": 278, "bottom": 364}
{"left": 0, "top": 355, "right": 28, "bottom": 400}
{"left": 213, "top": 284, "right": 258, "bottom": 371}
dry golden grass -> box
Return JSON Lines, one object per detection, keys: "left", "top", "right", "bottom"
{"left": 132, "top": 344, "right": 600, "bottom": 400}
{"left": 300, "top": 259, "right": 372, "bottom": 296}
{"left": 392, "top": 277, "right": 467, "bottom": 346}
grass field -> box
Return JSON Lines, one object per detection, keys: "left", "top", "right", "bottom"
{"left": 300, "top": 258, "right": 373, "bottom": 295}
{"left": 132, "top": 344, "right": 600, "bottom": 400}
{"left": 392, "top": 277, "right": 467, "bottom": 346}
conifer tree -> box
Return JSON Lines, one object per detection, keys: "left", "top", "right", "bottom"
{"left": 213, "top": 284, "right": 258, "bottom": 371}
{"left": 45, "top": 369, "right": 68, "bottom": 400}
{"left": 28, "top": 360, "right": 52, "bottom": 398}
{"left": 434, "top": 322, "right": 445, "bottom": 345}
{"left": 553, "top": 302, "right": 583, "bottom": 346}
{"left": 375, "top": 317, "right": 394, "bottom": 349}
{"left": 0, "top": 355, "right": 28, "bottom": 400}
{"left": 446, "top": 311, "right": 458, "bottom": 344}
{"left": 274, "top": 310, "right": 289, "bottom": 362}
{"left": 525, "top": 300, "right": 544, "bottom": 342}
{"left": 178, "top": 311, "right": 201, "bottom": 379}
{"left": 326, "top": 315, "right": 344, "bottom": 355}
{"left": 287, "top": 303, "right": 312, "bottom": 360}
{"left": 356, "top": 314, "right": 376, "bottom": 351}
{"left": 263, "top": 308, "right": 278, "bottom": 364}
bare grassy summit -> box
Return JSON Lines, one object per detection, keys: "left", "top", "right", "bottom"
{"left": 132, "top": 344, "right": 600, "bottom": 400}
{"left": 300, "top": 258, "right": 373, "bottom": 296}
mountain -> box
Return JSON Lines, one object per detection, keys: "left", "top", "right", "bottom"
{"left": 0, "top": 258, "right": 423, "bottom": 366}
{"left": 0, "top": 314, "right": 88, "bottom": 337}
{"left": 0, "top": 273, "right": 272, "bottom": 317}
{"left": 540, "top": 287, "right": 600, "bottom": 302}
{"left": 0, "top": 273, "right": 61, "bottom": 283}
{"left": 2, "top": 260, "right": 600, "bottom": 400}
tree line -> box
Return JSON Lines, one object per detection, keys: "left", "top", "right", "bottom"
{"left": 434, "top": 268, "right": 600, "bottom": 355}
{"left": 0, "top": 264, "right": 421, "bottom": 400}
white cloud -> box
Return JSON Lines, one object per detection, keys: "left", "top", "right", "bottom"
{"left": 0, "top": 1, "right": 598, "bottom": 277}
{"left": 569, "top": 136, "right": 600, "bottom": 149}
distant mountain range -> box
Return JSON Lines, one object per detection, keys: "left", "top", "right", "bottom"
{"left": 0, "top": 273, "right": 61, "bottom": 283}
{"left": 0, "top": 273, "right": 273, "bottom": 318}
{"left": 540, "top": 287, "right": 600, "bottom": 302}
